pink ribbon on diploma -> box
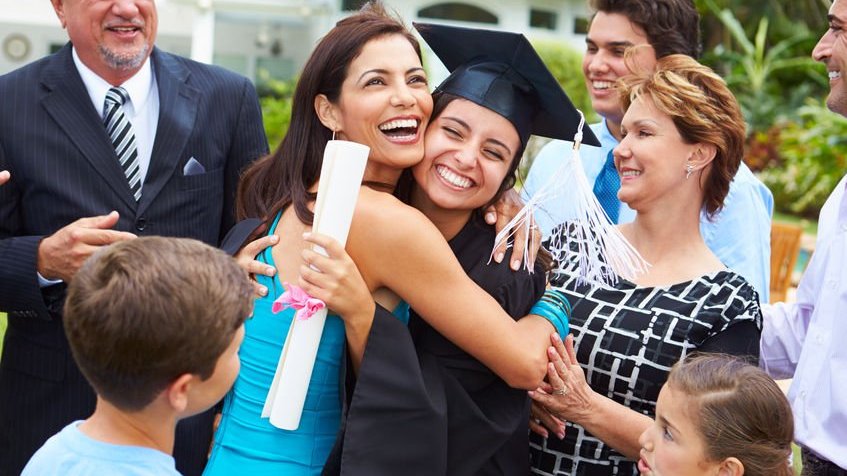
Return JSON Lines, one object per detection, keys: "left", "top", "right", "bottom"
{"left": 272, "top": 283, "right": 326, "bottom": 321}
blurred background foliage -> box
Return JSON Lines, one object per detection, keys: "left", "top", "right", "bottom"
{"left": 695, "top": 0, "right": 838, "bottom": 218}
{"left": 257, "top": 0, "right": 843, "bottom": 218}
{"left": 532, "top": 40, "right": 598, "bottom": 125}
{"left": 758, "top": 99, "right": 847, "bottom": 218}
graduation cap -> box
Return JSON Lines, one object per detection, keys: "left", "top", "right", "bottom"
{"left": 414, "top": 22, "right": 600, "bottom": 148}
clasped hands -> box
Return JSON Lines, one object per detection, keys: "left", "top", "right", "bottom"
{"left": 529, "top": 333, "right": 596, "bottom": 440}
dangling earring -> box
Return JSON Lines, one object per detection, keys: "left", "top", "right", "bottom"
{"left": 331, "top": 129, "right": 337, "bottom": 141}
{"left": 685, "top": 163, "right": 695, "bottom": 179}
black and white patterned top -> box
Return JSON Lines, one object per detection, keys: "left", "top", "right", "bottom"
{"left": 529, "top": 253, "right": 762, "bottom": 476}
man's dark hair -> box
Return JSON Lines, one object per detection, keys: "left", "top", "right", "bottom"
{"left": 591, "top": 0, "right": 702, "bottom": 58}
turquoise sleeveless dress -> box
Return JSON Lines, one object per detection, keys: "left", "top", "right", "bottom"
{"left": 205, "top": 214, "right": 409, "bottom": 475}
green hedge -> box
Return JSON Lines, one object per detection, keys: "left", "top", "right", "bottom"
{"left": 259, "top": 78, "right": 296, "bottom": 151}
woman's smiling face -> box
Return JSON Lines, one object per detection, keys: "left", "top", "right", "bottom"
{"left": 614, "top": 95, "right": 700, "bottom": 212}
{"left": 331, "top": 33, "right": 433, "bottom": 175}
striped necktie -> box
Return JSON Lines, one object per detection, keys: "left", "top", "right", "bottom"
{"left": 103, "top": 86, "right": 141, "bottom": 201}
{"left": 592, "top": 149, "right": 621, "bottom": 223}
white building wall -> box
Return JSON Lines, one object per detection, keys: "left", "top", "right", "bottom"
{"left": 0, "top": 1, "right": 66, "bottom": 73}
{"left": 0, "top": 0, "right": 196, "bottom": 72}
{"left": 368, "top": 0, "right": 591, "bottom": 84}
{"left": 0, "top": 0, "right": 590, "bottom": 82}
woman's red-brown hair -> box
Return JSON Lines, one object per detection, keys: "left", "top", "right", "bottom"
{"left": 618, "top": 54, "right": 745, "bottom": 218}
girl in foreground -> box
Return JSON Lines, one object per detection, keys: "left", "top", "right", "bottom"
{"left": 638, "top": 354, "right": 793, "bottom": 476}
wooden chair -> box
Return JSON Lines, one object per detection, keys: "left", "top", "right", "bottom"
{"left": 770, "top": 222, "right": 804, "bottom": 303}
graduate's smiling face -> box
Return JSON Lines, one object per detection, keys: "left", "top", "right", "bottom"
{"left": 413, "top": 98, "right": 519, "bottom": 213}
{"left": 51, "top": 0, "right": 157, "bottom": 84}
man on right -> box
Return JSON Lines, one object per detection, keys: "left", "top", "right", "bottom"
{"left": 523, "top": 0, "right": 774, "bottom": 301}
{"left": 761, "top": 1, "right": 847, "bottom": 472}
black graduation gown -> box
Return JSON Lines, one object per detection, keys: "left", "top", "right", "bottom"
{"left": 324, "top": 214, "right": 546, "bottom": 475}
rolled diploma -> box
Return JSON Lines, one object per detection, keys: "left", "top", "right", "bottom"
{"left": 261, "top": 139, "right": 370, "bottom": 430}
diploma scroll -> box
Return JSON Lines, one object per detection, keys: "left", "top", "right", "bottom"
{"left": 261, "top": 140, "right": 370, "bottom": 430}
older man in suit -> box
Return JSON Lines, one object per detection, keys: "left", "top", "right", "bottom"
{"left": 0, "top": 1, "right": 268, "bottom": 474}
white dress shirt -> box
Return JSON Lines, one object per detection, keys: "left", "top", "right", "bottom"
{"left": 761, "top": 174, "right": 847, "bottom": 468}
{"left": 72, "top": 47, "right": 159, "bottom": 188}
{"left": 38, "top": 50, "right": 160, "bottom": 287}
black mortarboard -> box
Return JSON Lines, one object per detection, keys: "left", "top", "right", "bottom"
{"left": 414, "top": 22, "right": 600, "bottom": 148}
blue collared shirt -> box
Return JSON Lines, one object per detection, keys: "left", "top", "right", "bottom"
{"left": 523, "top": 120, "right": 774, "bottom": 301}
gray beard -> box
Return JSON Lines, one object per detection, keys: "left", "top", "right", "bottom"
{"left": 99, "top": 42, "right": 150, "bottom": 71}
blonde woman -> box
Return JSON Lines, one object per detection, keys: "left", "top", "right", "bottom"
{"left": 529, "top": 55, "right": 762, "bottom": 476}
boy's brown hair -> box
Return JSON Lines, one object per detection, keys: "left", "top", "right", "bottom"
{"left": 64, "top": 236, "right": 253, "bottom": 411}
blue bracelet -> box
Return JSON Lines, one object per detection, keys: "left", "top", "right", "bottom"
{"left": 530, "top": 289, "right": 571, "bottom": 337}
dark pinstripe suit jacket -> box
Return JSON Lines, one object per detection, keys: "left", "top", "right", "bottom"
{"left": 0, "top": 44, "right": 268, "bottom": 474}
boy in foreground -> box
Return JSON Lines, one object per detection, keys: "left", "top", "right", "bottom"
{"left": 23, "top": 236, "right": 253, "bottom": 475}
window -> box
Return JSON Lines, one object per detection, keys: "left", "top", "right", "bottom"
{"left": 341, "top": 0, "right": 368, "bottom": 11}
{"left": 213, "top": 53, "right": 249, "bottom": 77}
{"left": 418, "top": 3, "right": 498, "bottom": 24}
{"left": 574, "top": 16, "right": 589, "bottom": 34}
{"left": 255, "top": 57, "right": 295, "bottom": 82}
{"left": 530, "top": 9, "right": 557, "bottom": 30}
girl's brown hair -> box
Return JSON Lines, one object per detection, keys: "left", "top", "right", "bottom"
{"left": 667, "top": 354, "right": 794, "bottom": 476}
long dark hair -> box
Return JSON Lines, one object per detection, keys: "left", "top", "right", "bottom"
{"left": 237, "top": 1, "right": 422, "bottom": 231}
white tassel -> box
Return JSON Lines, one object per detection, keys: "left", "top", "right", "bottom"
{"left": 491, "top": 110, "right": 649, "bottom": 285}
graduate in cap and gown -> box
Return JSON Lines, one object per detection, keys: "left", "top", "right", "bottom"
{"left": 316, "top": 22, "right": 602, "bottom": 476}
